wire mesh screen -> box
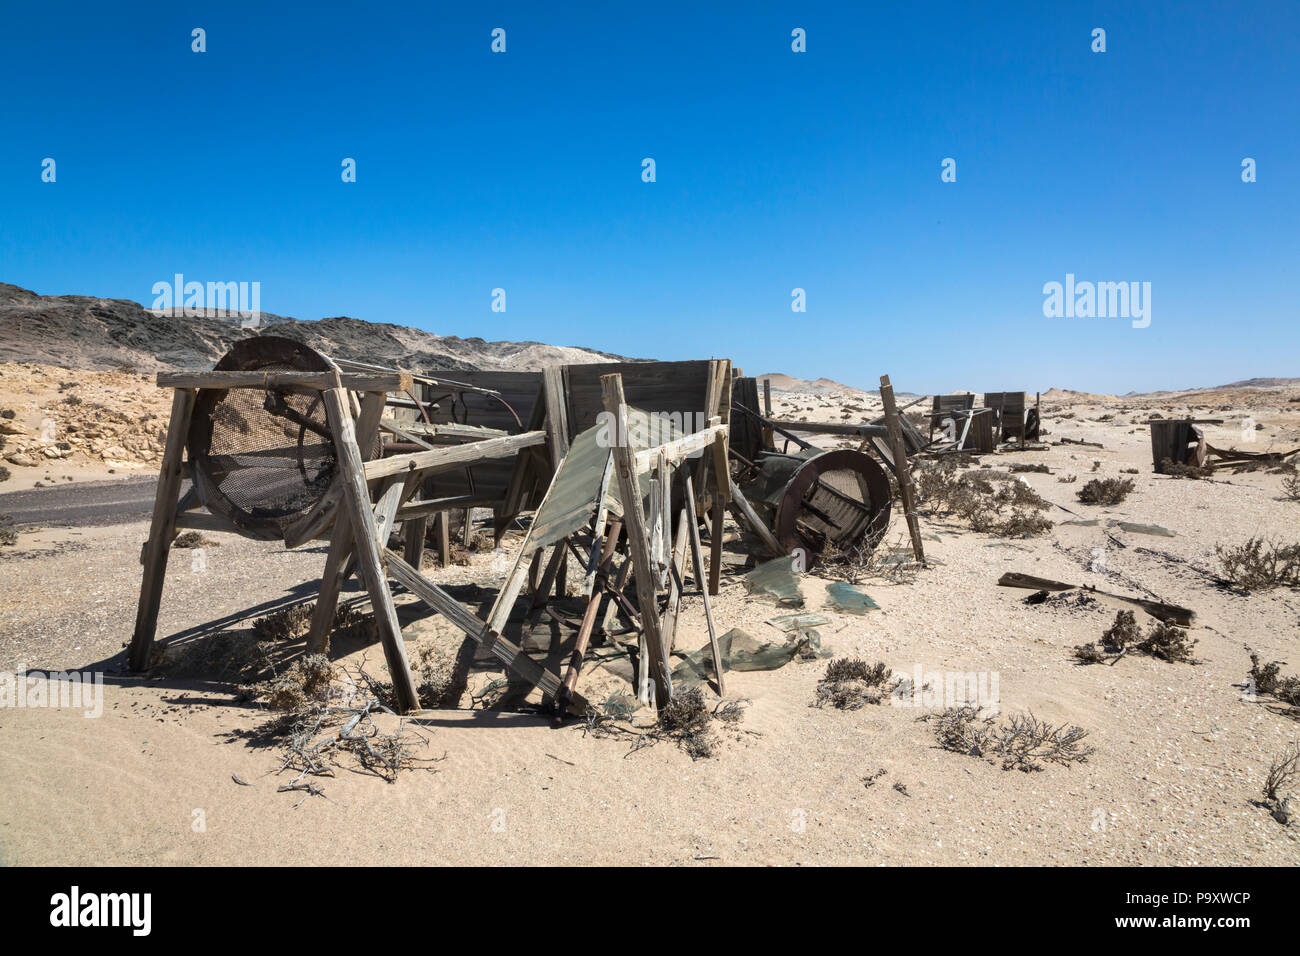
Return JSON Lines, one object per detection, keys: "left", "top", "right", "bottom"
{"left": 188, "top": 337, "right": 354, "bottom": 539}
{"left": 202, "top": 372, "right": 337, "bottom": 535}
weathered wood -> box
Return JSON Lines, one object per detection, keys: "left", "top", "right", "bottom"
{"left": 660, "top": 505, "right": 691, "bottom": 654}
{"left": 323, "top": 385, "right": 420, "bottom": 712}
{"left": 727, "top": 476, "right": 784, "bottom": 557}
{"left": 632, "top": 422, "right": 729, "bottom": 471}
{"left": 362, "top": 430, "right": 546, "bottom": 481}
{"left": 128, "top": 388, "right": 196, "bottom": 671}
{"left": 386, "top": 551, "right": 579, "bottom": 705}
{"left": 396, "top": 495, "right": 497, "bottom": 520}
{"left": 684, "top": 472, "right": 725, "bottom": 695}
{"left": 156, "top": 369, "right": 411, "bottom": 393}
{"left": 307, "top": 390, "right": 389, "bottom": 652}
{"left": 601, "top": 373, "right": 673, "bottom": 705}
{"left": 307, "top": 510, "right": 354, "bottom": 654}
{"left": 766, "top": 419, "right": 889, "bottom": 438}
{"left": 542, "top": 365, "right": 571, "bottom": 461}
{"left": 436, "top": 511, "right": 451, "bottom": 567}
{"left": 403, "top": 515, "right": 428, "bottom": 571}
{"left": 997, "top": 572, "right": 1194, "bottom": 627}
{"left": 881, "top": 374, "right": 926, "bottom": 566}
{"left": 708, "top": 427, "right": 730, "bottom": 595}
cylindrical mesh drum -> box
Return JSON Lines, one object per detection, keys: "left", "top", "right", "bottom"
{"left": 187, "top": 337, "right": 342, "bottom": 540}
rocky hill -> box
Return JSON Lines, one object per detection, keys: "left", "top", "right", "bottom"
{"left": 0, "top": 282, "right": 632, "bottom": 372}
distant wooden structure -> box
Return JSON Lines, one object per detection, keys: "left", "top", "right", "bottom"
{"left": 1149, "top": 419, "right": 1210, "bottom": 473}
{"left": 984, "top": 392, "right": 1028, "bottom": 443}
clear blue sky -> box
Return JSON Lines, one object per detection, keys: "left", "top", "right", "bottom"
{"left": 2, "top": 1, "right": 1296, "bottom": 394}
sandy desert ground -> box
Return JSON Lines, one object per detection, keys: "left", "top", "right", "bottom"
{"left": 1, "top": 369, "right": 1299, "bottom": 866}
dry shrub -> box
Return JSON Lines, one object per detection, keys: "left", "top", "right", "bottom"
{"left": 1076, "top": 476, "right": 1135, "bottom": 505}
{"left": 0, "top": 514, "right": 15, "bottom": 547}
{"left": 264, "top": 654, "right": 334, "bottom": 711}
{"left": 1261, "top": 743, "right": 1299, "bottom": 827}
{"left": 930, "top": 705, "right": 1094, "bottom": 772}
{"left": 1010, "top": 463, "right": 1050, "bottom": 474}
{"left": 1057, "top": 474, "right": 1078, "bottom": 483}
{"left": 1161, "top": 458, "right": 1214, "bottom": 479}
{"left": 254, "top": 603, "right": 316, "bottom": 642}
{"left": 1074, "top": 610, "right": 1197, "bottom": 664}
{"left": 820, "top": 533, "right": 921, "bottom": 584}
{"left": 1216, "top": 538, "right": 1300, "bottom": 590}
{"left": 914, "top": 462, "right": 1053, "bottom": 537}
{"left": 171, "top": 530, "right": 213, "bottom": 549}
{"left": 1283, "top": 474, "right": 1300, "bottom": 501}
{"left": 658, "top": 687, "right": 715, "bottom": 758}
{"left": 815, "top": 657, "right": 891, "bottom": 710}
{"left": 584, "top": 689, "right": 749, "bottom": 760}
{"left": 1247, "top": 651, "right": 1300, "bottom": 712}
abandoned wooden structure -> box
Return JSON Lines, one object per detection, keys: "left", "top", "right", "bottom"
{"left": 129, "top": 338, "right": 738, "bottom": 716}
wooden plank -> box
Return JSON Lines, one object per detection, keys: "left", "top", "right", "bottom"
{"left": 684, "top": 472, "right": 725, "bottom": 695}
{"left": 307, "top": 510, "right": 354, "bottom": 654}
{"left": 542, "top": 365, "right": 571, "bottom": 460}
{"left": 362, "top": 430, "right": 546, "bottom": 481}
{"left": 386, "top": 552, "right": 579, "bottom": 705}
{"left": 602, "top": 373, "right": 673, "bottom": 705}
{"left": 881, "top": 374, "right": 926, "bottom": 566}
{"left": 323, "top": 386, "right": 420, "bottom": 712}
{"left": 727, "top": 476, "right": 783, "bottom": 556}
{"left": 997, "top": 572, "right": 1194, "bottom": 627}
{"left": 397, "top": 495, "right": 496, "bottom": 520}
{"left": 156, "top": 369, "right": 410, "bottom": 392}
{"left": 436, "top": 510, "right": 451, "bottom": 568}
{"left": 403, "top": 515, "right": 428, "bottom": 571}
{"left": 128, "top": 388, "right": 196, "bottom": 671}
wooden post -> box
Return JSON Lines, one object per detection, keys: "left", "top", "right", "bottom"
{"left": 880, "top": 374, "right": 926, "bottom": 566}
{"left": 436, "top": 510, "right": 451, "bottom": 567}
{"left": 322, "top": 385, "right": 420, "bottom": 712}
{"left": 601, "top": 373, "right": 673, "bottom": 706}
{"left": 307, "top": 391, "right": 387, "bottom": 654}
{"left": 684, "top": 472, "right": 725, "bottom": 695}
{"left": 403, "top": 515, "right": 428, "bottom": 570}
{"left": 128, "top": 387, "right": 196, "bottom": 671}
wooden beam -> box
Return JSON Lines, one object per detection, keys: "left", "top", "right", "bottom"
{"left": 361, "top": 430, "right": 546, "bottom": 481}
{"left": 156, "top": 369, "right": 411, "bottom": 393}
{"left": 684, "top": 472, "right": 725, "bottom": 695}
{"left": 880, "top": 374, "right": 926, "bottom": 566}
{"left": 727, "top": 476, "right": 783, "bottom": 557}
{"left": 128, "top": 388, "right": 196, "bottom": 671}
{"left": 322, "top": 385, "right": 420, "bottom": 712}
{"left": 601, "top": 373, "right": 673, "bottom": 705}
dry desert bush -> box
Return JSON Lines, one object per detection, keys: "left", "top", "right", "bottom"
{"left": 914, "top": 460, "right": 1053, "bottom": 537}
{"left": 1076, "top": 476, "right": 1135, "bottom": 505}
{"left": 815, "top": 657, "right": 892, "bottom": 709}
{"left": 1216, "top": 538, "right": 1300, "bottom": 590}
{"left": 1074, "top": 610, "right": 1198, "bottom": 664}
{"left": 929, "top": 705, "right": 1094, "bottom": 773}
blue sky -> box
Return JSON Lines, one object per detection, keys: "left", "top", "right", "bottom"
{"left": 2, "top": 1, "right": 1296, "bottom": 394}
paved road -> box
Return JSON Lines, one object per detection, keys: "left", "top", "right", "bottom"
{"left": 0, "top": 475, "right": 179, "bottom": 528}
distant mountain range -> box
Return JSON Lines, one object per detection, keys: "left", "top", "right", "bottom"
{"left": 0, "top": 282, "right": 632, "bottom": 372}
